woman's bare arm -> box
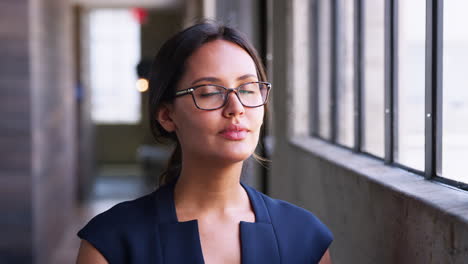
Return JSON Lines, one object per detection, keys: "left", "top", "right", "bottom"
{"left": 318, "top": 249, "right": 332, "bottom": 264}
{"left": 76, "top": 240, "right": 108, "bottom": 264}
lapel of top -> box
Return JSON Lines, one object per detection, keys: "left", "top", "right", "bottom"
{"left": 239, "top": 181, "right": 281, "bottom": 264}
{"left": 154, "top": 180, "right": 281, "bottom": 264}
{"left": 155, "top": 180, "right": 205, "bottom": 264}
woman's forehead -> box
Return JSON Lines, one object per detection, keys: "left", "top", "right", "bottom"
{"left": 183, "top": 40, "right": 258, "bottom": 80}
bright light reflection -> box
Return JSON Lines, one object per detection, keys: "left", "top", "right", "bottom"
{"left": 136, "top": 78, "right": 149, "bottom": 92}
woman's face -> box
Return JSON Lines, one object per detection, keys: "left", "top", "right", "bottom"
{"left": 161, "top": 39, "right": 264, "bottom": 165}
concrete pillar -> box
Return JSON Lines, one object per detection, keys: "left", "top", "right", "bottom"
{"left": 0, "top": 0, "right": 76, "bottom": 263}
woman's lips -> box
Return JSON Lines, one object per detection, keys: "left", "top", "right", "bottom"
{"left": 219, "top": 130, "right": 248, "bottom": 140}
{"left": 219, "top": 125, "right": 249, "bottom": 140}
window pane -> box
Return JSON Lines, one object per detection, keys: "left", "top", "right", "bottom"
{"left": 89, "top": 9, "right": 141, "bottom": 124}
{"left": 317, "top": 0, "right": 331, "bottom": 139}
{"left": 396, "top": 0, "right": 425, "bottom": 171}
{"left": 442, "top": 0, "right": 468, "bottom": 183}
{"left": 337, "top": 0, "right": 355, "bottom": 147}
{"left": 363, "top": 0, "right": 385, "bottom": 157}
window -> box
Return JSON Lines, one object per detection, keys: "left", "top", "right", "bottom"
{"left": 313, "top": 0, "right": 355, "bottom": 147}
{"left": 443, "top": 0, "right": 468, "bottom": 184}
{"left": 87, "top": 9, "right": 141, "bottom": 124}
{"left": 308, "top": 0, "right": 468, "bottom": 190}
{"left": 317, "top": 0, "right": 332, "bottom": 140}
{"left": 337, "top": 0, "right": 355, "bottom": 147}
{"left": 397, "top": 0, "right": 426, "bottom": 171}
{"left": 363, "top": 0, "right": 385, "bottom": 157}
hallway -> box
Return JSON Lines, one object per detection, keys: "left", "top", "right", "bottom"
{"left": 2, "top": 0, "right": 468, "bottom": 263}
{"left": 51, "top": 165, "right": 150, "bottom": 264}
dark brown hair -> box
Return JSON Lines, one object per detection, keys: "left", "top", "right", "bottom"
{"left": 148, "top": 21, "right": 268, "bottom": 186}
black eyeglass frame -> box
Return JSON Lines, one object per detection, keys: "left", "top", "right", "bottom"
{"left": 174, "top": 81, "right": 272, "bottom": 110}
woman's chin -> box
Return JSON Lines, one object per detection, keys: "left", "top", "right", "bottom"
{"left": 186, "top": 140, "right": 257, "bottom": 164}
{"left": 212, "top": 149, "right": 255, "bottom": 164}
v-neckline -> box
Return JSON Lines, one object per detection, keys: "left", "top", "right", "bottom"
{"left": 171, "top": 180, "right": 257, "bottom": 263}
{"left": 167, "top": 179, "right": 258, "bottom": 224}
{"left": 154, "top": 179, "right": 281, "bottom": 264}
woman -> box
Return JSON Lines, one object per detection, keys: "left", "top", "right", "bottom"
{"left": 76, "top": 21, "right": 333, "bottom": 264}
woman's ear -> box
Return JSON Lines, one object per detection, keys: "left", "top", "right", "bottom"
{"left": 157, "top": 104, "right": 176, "bottom": 132}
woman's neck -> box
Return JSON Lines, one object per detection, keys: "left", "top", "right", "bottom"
{"left": 173, "top": 160, "right": 248, "bottom": 219}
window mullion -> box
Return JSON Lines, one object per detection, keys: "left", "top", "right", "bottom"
{"left": 330, "top": 0, "right": 340, "bottom": 143}
{"left": 354, "top": 0, "right": 364, "bottom": 152}
{"left": 310, "top": 0, "right": 320, "bottom": 137}
{"left": 424, "top": 0, "right": 443, "bottom": 179}
{"left": 384, "top": 0, "right": 397, "bottom": 164}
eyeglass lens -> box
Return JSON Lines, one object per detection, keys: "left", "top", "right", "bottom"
{"left": 193, "top": 83, "right": 268, "bottom": 109}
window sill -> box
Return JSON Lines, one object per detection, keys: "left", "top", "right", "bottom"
{"left": 289, "top": 136, "right": 468, "bottom": 223}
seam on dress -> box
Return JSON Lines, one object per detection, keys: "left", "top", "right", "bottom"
{"left": 154, "top": 191, "right": 165, "bottom": 264}
{"left": 155, "top": 224, "right": 164, "bottom": 263}
{"left": 260, "top": 194, "right": 282, "bottom": 263}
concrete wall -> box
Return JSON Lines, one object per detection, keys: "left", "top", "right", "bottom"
{"left": 30, "top": 0, "right": 76, "bottom": 263}
{"left": 0, "top": 0, "right": 76, "bottom": 263}
{"left": 0, "top": 0, "right": 34, "bottom": 262}
{"left": 269, "top": 1, "right": 468, "bottom": 263}
{"left": 215, "top": 0, "right": 262, "bottom": 51}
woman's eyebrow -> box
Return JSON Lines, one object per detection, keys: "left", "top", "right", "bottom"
{"left": 237, "top": 73, "right": 257, "bottom": 81}
{"left": 191, "top": 77, "right": 220, "bottom": 85}
{"left": 191, "top": 74, "right": 257, "bottom": 85}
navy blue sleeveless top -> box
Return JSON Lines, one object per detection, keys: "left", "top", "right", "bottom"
{"left": 77, "top": 180, "right": 333, "bottom": 263}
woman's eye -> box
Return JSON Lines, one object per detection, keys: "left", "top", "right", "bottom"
{"left": 239, "top": 90, "right": 255, "bottom": 94}
{"left": 196, "top": 85, "right": 224, "bottom": 97}
{"left": 200, "top": 92, "right": 223, "bottom": 97}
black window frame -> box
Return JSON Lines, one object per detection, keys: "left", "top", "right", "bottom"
{"left": 309, "top": 0, "right": 468, "bottom": 191}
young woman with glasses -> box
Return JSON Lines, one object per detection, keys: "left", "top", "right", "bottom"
{"left": 76, "top": 21, "right": 333, "bottom": 264}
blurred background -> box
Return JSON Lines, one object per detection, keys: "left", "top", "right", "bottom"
{"left": 2, "top": 0, "right": 468, "bottom": 263}
{"left": 1, "top": 0, "right": 269, "bottom": 263}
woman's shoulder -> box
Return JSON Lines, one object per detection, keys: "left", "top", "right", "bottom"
{"left": 262, "top": 191, "right": 325, "bottom": 224}
{"left": 246, "top": 185, "right": 333, "bottom": 245}
{"left": 83, "top": 191, "right": 157, "bottom": 227}
{"left": 77, "top": 191, "right": 158, "bottom": 263}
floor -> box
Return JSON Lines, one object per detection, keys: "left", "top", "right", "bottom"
{"left": 51, "top": 164, "right": 152, "bottom": 264}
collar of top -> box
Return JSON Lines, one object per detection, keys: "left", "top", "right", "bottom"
{"left": 153, "top": 179, "right": 281, "bottom": 264}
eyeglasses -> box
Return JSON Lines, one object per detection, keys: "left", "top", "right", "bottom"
{"left": 174, "top": 81, "right": 271, "bottom": 110}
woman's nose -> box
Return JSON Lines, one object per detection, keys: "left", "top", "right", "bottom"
{"left": 222, "top": 91, "right": 245, "bottom": 117}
